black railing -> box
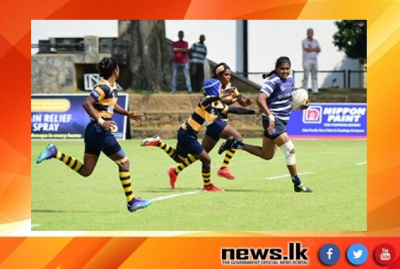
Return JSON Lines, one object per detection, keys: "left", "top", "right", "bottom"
{"left": 237, "top": 70, "right": 366, "bottom": 89}
{"left": 293, "top": 70, "right": 347, "bottom": 88}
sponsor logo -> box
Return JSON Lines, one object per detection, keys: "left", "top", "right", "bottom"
{"left": 319, "top": 244, "right": 340, "bottom": 265}
{"left": 303, "top": 106, "right": 322, "bottom": 123}
{"left": 31, "top": 99, "right": 71, "bottom": 112}
{"left": 221, "top": 242, "right": 309, "bottom": 266}
{"left": 374, "top": 244, "right": 395, "bottom": 266}
{"left": 347, "top": 243, "right": 368, "bottom": 265}
{"left": 323, "top": 106, "right": 366, "bottom": 123}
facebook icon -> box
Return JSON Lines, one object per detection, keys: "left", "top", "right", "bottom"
{"left": 319, "top": 244, "right": 340, "bottom": 265}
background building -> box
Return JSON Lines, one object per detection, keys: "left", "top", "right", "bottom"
{"left": 31, "top": 20, "right": 363, "bottom": 90}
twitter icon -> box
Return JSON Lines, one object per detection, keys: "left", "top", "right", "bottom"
{"left": 347, "top": 243, "right": 368, "bottom": 265}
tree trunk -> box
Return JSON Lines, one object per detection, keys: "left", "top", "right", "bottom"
{"left": 118, "top": 20, "right": 172, "bottom": 91}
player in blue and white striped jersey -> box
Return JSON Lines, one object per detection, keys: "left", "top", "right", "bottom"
{"left": 219, "top": 56, "right": 313, "bottom": 193}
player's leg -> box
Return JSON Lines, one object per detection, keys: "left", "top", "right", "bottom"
{"left": 106, "top": 137, "right": 152, "bottom": 212}
{"left": 194, "top": 149, "right": 223, "bottom": 192}
{"left": 141, "top": 135, "right": 181, "bottom": 163}
{"left": 36, "top": 121, "right": 100, "bottom": 176}
{"left": 217, "top": 124, "right": 243, "bottom": 179}
{"left": 36, "top": 143, "right": 98, "bottom": 175}
{"left": 273, "top": 133, "right": 312, "bottom": 193}
{"left": 218, "top": 116, "right": 278, "bottom": 159}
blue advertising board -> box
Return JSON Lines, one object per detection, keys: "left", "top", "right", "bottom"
{"left": 31, "top": 94, "right": 128, "bottom": 140}
{"left": 287, "top": 103, "right": 367, "bottom": 138}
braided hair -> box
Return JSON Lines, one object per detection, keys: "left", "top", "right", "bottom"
{"left": 97, "top": 57, "right": 118, "bottom": 79}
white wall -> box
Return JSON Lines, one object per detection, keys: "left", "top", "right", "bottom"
{"left": 32, "top": 20, "right": 361, "bottom": 88}
{"left": 247, "top": 20, "right": 359, "bottom": 88}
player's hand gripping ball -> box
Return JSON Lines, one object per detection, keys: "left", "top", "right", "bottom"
{"left": 291, "top": 88, "right": 309, "bottom": 110}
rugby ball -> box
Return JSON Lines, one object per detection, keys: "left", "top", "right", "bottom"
{"left": 291, "top": 88, "right": 308, "bottom": 110}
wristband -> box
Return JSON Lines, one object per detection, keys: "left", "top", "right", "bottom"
{"left": 97, "top": 117, "right": 105, "bottom": 126}
{"left": 268, "top": 114, "right": 275, "bottom": 121}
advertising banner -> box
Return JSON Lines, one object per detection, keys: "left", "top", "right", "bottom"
{"left": 287, "top": 103, "right": 367, "bottom": 138}
{"left": 31, "top": 94, "right": 128, "bottom": 140}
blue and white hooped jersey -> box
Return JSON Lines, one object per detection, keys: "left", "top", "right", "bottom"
{"left": 260, "top": 73, "right": 294, "bottom": 121}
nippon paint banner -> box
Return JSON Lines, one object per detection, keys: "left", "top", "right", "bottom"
{"left": 31, "top": 94, "right": 128, "bottom": 140}
{"left": 287, "top": 103, "right": 367, "bottom": 138}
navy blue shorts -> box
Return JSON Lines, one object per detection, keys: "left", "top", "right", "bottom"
{"left": 176, "top": 127, "right": 204, "bottom": 157}
{"left": 205, "top": 118, "right": 227, "bottom": 141}
{"left": 262, "top": 116, "right": 288, "bottom": 140}
{"left": 84, "top": 121, "right": 121, "bottom": 156}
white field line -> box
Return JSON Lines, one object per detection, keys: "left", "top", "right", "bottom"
{"left": 151, "top": 190, "right": 202, "bottom": 202}
{"left": 31, "top": 190, "right": 202, "bottom": 231}
{"left": 355, "top": 161, "right": 367, "bottom": 166}
{"left": 264, "top": 172, "right": 314, "bottom": 180}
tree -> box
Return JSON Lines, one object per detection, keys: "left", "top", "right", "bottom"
{"left": 117, "top": 20, "right": 172, "bottom": 91}
{"left": 333, "top": 20, "right": 366, "bottom": 64}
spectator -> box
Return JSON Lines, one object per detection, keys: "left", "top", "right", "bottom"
{"left": 171, "top": 31, "right": 192, "bottom": 93}
{"left": 302, "top": 28, "right": 321, "bottom": 95}
{"left": 189, "top": 34, "right": 207, "bottom": 92}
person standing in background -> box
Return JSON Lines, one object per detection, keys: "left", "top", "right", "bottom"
{"left": 171, "top": 31, "right": 192, "bottom": 93}
{"left": 189, "top": 34, "right": 207, "bottom": 92}
{"left": 302, "top": 28, "right": 321, "bottom": 95}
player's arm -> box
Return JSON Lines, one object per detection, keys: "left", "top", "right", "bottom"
{"left": 201, "top": 87, "right": 235, "bottom": 107}
{"left": 256, "top": 92, "right": 275, "bottom": 135}
{"left": 227, "top": 106, "right": 255, "bottom": 115}
{"left": 114, "top": 104, "right": 145, "bottom": 123}
{"left": 200, "top": 95, "right": 222, "bottom": 107}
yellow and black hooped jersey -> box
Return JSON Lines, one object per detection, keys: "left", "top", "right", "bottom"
{"left": 219, "top": 81, "right": 240, "bottom": 121}
{"left": 90, "top": 78, "right": 118, "bottom": 120}
{"left": 219, "top": 82, "right": 240, "bottom": 103}
{"left": 183, "top": 96, "right": 229, "bottom": 132}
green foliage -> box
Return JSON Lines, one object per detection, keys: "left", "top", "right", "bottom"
{"left": 32, "top": 139, "right": 366, "bottom": 231}
{"left": 333, "top": 20, "right": 367, "bottom": 64}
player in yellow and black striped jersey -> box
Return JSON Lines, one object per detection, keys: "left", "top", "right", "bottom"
{"left": 36, "top": 57, "right": 152, "bottom": 212}
{"left": 160, "top": 63, "right": 254, "bottom": 187}
{"left": 141, "top": 89, "right": 255, "bottom": 192}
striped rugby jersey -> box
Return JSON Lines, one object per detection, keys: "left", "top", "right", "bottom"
{"left": 260, "top": 73, "right": 294, "bottom": 121}
{"left": 90, "top": 78, "right": 118, "bottom": 120}
{"left": 183, "top": 96, "right": 229, "bottom": 132}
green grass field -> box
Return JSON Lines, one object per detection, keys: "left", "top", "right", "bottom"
{"left": 31, "top": 138, "right": 366, "bottom": 232}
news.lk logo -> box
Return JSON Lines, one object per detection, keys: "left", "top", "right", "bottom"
{"left": 319, "top": 243, "right": 340, "bottom": 265}
{"left": 220, "top": 242, "right": 309, "bottom": 266}
{"left": 374, "top": 244, "right": 396, "bottom": 266}
{"left": 303, "top": 106, "right": 322, "bottom": 124}
{"left": 347, "top": 243, "right": 368, "bottom": 265}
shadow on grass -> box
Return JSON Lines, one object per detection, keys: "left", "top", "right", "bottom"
{"left": 145, "top": 188, "right": 280, "bottom": 193}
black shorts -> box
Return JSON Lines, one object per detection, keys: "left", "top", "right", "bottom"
{"left": 176, "top": 127, "right": 203, "bottom": 158}
{"left": 205, "top": 118, "right": 227, "bottom": 141}
{"left": 84, "top": 121, "right": 121, "bottom": 156}
{"left": 262, "top": 116, "right": 288, "bottom": 140}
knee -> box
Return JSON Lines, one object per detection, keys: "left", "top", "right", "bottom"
{"left": 80, "top": 169, "right": 92, "bottom": 177}
{"left": 201, "top": 156, "right": 211, "bottom": 166}
{"left": 234, "top": 133, "right": 243, "bottom": 141}
{"left": 279, "top": 141, "right": 296, "bottom": 165}
{"left": 116, "top": 157, "right": 130, "bottom": 170}
{"left": 261, "top": 153, "right": 274, "bottom": 160}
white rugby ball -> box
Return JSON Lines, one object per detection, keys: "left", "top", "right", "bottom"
{"left": 291, "top": 88, "right": 308, "bottom": 110}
